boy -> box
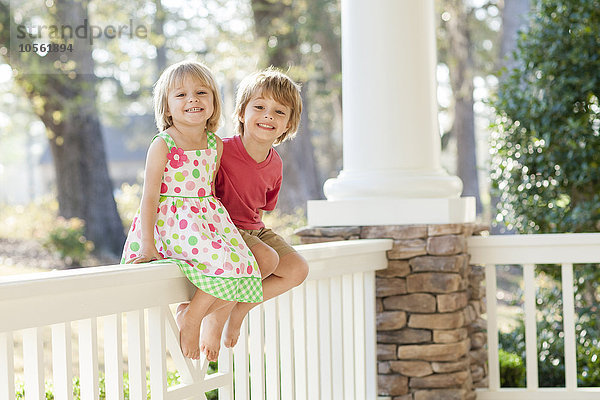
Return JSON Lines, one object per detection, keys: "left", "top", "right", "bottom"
{"left": 200, "top": 68, "right": 309, "bottom": 360}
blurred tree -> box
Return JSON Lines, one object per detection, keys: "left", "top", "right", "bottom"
{"left": 0, "top": 0, "right": 125, "bottom": 256}
{"left": 250, "top": 0, "right": 341, "bottom": 212}
{"left": 492, "top": 0, "right": 600, "bottom": 386}
{"left": 437, "top": 0, "right": 501, "bottom": 216}
{"left": 491, "top": 0, "right": 600, "bottom": 233}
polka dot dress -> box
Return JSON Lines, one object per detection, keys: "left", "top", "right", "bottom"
{"left": 121, "top": 131, "right": 262, "bottom": 303}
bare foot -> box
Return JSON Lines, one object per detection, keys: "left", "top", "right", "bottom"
{"left": 223, "top": 305, "right": 246, "bottom": 348}
{"left": 175, "top": 303, "right": 201, "bottom": 360}
{"left": 199, "top": 313, "right": 225, "bottom": 362}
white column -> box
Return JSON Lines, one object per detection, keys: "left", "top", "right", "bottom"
{"left": 308, "top": 0, "right": 475, "bottom": 226}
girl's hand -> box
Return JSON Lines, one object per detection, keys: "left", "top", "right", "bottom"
{"left": 128, "top": 245, "right": 163, "bottom": 264}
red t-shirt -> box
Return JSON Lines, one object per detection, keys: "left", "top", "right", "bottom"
{"left": 215, "top": 135, "right": 282, "bottom": 230}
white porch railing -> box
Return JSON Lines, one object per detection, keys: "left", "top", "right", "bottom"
{"left": 0, "top": 238, "right": 392, "bottom": 400}
{"left": 468, "top": 232, "right": 600, "bottom": 400}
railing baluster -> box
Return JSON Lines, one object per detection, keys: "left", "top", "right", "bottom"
{"left": 217, "top": 346, "right": 234, "bottom": 400}
{"left": 485, "top": 264, "right": 500, "bottom": 391}
{"left": 51, "top": 322, "right": 73, "bottom": 400}
{"left": 305, "top": 280, "right": 320, "bottom": 400}
{"left": 147, "top": 306, "right": 167, "bottom": 399}
{"left": 126, "top": 310, "right": 147, "bottom": 400}
{"left": 0, "top": 332, "right": 15, "bottom": 400}
{"left": 364, "top": 271, "right": 377, "bottom": 400}
{"left": 22, "top": 327, "right": 45, "bottom": 400}
{"left": 249, "top": 305, "right": 265, "bottom": 399}
{"left": 277, "top": 291, "right": 295, "bottom": 400}
{"left": 523, "top": 263, "right": 539, "bottom": 390}
{"left": 104, "top": 313, "right": 124, "bottom": 399}
{"left": 318, "top": 279, "right": 333, "bottom": 400}
{"left": 353, "top": 272, "right": 366, "bottom": 398}
{"left": 264, "top": 298, "right": 280, "bottom": 400}
{"left": 292, "top": 284, "right": 308, "bottom": 400}
{"left": 342, "top": 274, "right": 355, "bottom": 399}
{"left": 233, "top": 318, "right": 249, "bottom": 400}
{"left": 562, "top": 262, "right": 577, "bottom": 391}
{"left": 330, "top": 276, "right": 344, "bottom": 400}
{"left": 79, "top": 318, "right": 99, "bottom": 400}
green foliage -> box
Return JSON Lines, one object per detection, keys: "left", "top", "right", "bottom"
{"left": 14, "top": 370, "right": 218, "bottom": 399}
{"left": 42, "top": 217, "right": 94, "bottom": 266}
{"left": 0, "top": 195, "right": 59, "bottom": 240}
{"left": 498, "top": 349, "right": 525, "bottom": 387}
{"left": 491, "top": 0, "right": 600, "bottom": 234}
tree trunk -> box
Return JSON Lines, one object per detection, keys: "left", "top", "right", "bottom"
{"left": 446, "top": 0, "right": 482, "bottom": 215}
{"left": 0, "top": 0, "right": 126, "bottom": 256}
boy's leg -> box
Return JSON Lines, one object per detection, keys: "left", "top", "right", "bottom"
{"left": 176, "top": 289, "right": 231, "bottom": 360}
{"left": 199, "top": 241, "right": 279, "bottom": 360}
{"left": 224, "top": 250, "right": 309, "bottom": 348}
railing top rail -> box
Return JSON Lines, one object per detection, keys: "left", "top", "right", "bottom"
{"left": 0, "top": 238, "right": 393, "bottom": 332}
{"left": 468, "top": 232, "right": 600, "bottom": 264}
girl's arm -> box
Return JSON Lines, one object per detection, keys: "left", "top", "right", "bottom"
{"left": 130, "top": 139, "right": 168, "bottom": 264}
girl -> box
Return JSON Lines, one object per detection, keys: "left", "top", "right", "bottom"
{"left": 121, "top": 60, "right": 262, "bottom": 360}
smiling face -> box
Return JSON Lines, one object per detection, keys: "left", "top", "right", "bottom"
{"left": 240, "top": 94, "right": 292, "bottom": 146}
{"left": 166, "top": 75, "right": 215, "bottom": 131}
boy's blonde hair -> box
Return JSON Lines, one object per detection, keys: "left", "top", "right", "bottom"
{"left": 153, "top": 60, "right": 222, "bottom": 133}
{"left": 234, "top": 67, "right": 302, "bottom": 144}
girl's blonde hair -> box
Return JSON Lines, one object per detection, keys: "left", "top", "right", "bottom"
{"left": 153, "top": 60, "right": 222, "bottom": 133}
{"left": 233, "top": 67, "right": 302, "bottom": 144}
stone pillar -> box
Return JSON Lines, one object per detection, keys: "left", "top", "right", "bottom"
{"left": 296, "top": 223, "right": 488, "bottom": 400}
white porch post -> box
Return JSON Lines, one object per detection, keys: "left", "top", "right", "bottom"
{"left": 307, "top": 0, "right": 475, "bottom": 226}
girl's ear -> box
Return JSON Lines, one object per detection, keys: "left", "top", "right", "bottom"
{"left": 238, "top": 114, "right": 244, "bottom": 124}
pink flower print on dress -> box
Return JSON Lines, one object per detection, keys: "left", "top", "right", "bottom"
{"left": 167, "top": 147, "right": 188, "bottom": 169}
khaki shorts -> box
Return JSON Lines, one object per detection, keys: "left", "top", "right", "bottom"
{"left": 239, "top": 228, "right": 297, "bottom": 258}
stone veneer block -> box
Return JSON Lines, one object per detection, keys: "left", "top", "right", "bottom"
{"left": 378, "top": 344, "right": 397, "bottom": 361}
{"left": 299, "top": 236, "right": 347, "bottom": 244}
{"left": 427, "top": 224, "right": 465, "bottom": 236}
{"left": 409, "top": 370, "right": 470, "bottom": 388}
{"left": 410, "top": 255, "right": 464, "bottom": 273}
{"left": 408, "top": 312, "right": 465, "bottom": 330}
{"left": 295, "top": 226, "right": 361, "bottom": 238}
{"left": 397, "top": 340, "right": 469, "bottom": 361}
{"left": 378, "top": 374, "right": 409, "bottom": 396}
{"left": 387, "top": 239, "right": 428, "bottom": 259}
{"left": 414, "top": 389, "right": 466, "bottom": 400}
{"left": 377, "top": 260, "right": 411, "bottom": 278}
{"left": 362, "top": 225, "right": 428, "bottom": 240}
{"left": 437, "top": 292, "right": 469, "bottom": 312}
{"left": 426, "top": 235, "right": 466, "bottom": 255}
{"left": 406, "top": 273, "right": 462, "bottom": 293}
{"left": 389, "top": 361, "right": 433, "bottom": 377}
{"left": 378, "top": 328, "right": 432, "bottom": 344}
{"left": 377, "top": 311, "right": 408, "bottom": 331}
{"left": 433, "top": 328, "right": 469, "bottom": 343}
{"left": 431, "top": 357, "right": 471, "bottom": 373}
{"left": 383, "top": 293, "right": 436, "bottom": 313}
{"left": 376, "top": 277, "right": 407, "bottom": 297}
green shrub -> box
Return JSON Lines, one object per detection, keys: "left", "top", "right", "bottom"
{"left": 14, "top": 370, "right": 218, "bottom": 399}
{"left": 499, "top": 349, "right": 526, "bottom": 387}
{"left": 42, "top": 217, "right": 94, "bottom": 266}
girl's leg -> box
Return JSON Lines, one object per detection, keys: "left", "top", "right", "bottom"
{"left": 223, "top": 251, "right": 308, "bottom": 348}
{"left": 176, "top": 289, "right": 231, "bottom": 360}
{"left": 199, "top": 242, "right": 279, "bottom": 360}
